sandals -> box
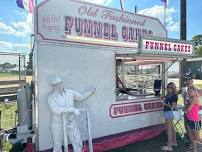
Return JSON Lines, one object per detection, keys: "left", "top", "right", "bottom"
{"left": 172, "top": 143, "right": 178, "bottom": 147}
{"left": 166, "top": 142, "right": 178, "bottom": 147}
{"left": 161, "top": 146, "right": 173, "bottom": 151}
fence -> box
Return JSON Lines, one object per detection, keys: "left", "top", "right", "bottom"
{"left": 0, "top": 53, "right": 27, "bottom": 130}
{"left": 0, "top": 80, "right": 25, "bottom": 130}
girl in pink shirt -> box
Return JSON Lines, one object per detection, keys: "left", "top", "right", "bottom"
{"left": 184, "top": 86, "right": 202, "bottom": 152}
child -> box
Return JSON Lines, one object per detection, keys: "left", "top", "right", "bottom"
{"left": 161, "top": 82, "right": 178, "bottom": 151}
{"left": 184, "top": 86, "right": 202, "bottom": 152}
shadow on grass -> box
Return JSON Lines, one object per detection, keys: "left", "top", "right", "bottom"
{"left": 108, "top": 132, "right": 187, "bottom": 152}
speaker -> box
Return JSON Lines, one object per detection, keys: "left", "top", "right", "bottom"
{"left": 154, "top": 80, "right": 161, "bottom": 96}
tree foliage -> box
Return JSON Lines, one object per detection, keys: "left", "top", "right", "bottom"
{"left": 26, "top": 51, "right": 33, "bottom": 70}
{"left": 0, "top": 63, "right": 16, "bottom": 69}
{"left": 195, "top": 45, "right": 202, "bottom": 57}
{"left": 192, "top": 34, "right": 202, "bottom": 57}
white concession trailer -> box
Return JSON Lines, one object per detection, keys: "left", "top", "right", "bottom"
{"left": 32, "top": 0, "right": 194, "bottom": 151}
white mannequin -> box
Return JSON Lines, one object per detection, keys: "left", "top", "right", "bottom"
{"left": 48, "top": 76, "right": 95, "bottom": 152}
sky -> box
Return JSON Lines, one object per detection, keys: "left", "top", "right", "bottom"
{"left": 0, "top": 0, "right": 201, "bottom": 54}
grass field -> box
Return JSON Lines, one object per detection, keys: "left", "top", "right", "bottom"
{"left": 196, "top": 84, "right": 202, "bottom": 89}
{"left": 0, "top": 74, "right": 31, "bottom": 130}
{"left": 0, "top": 73, "right": 18, "bottom": 77}
{"left": 0, "top": 103, "right": 17, "bottom": 130}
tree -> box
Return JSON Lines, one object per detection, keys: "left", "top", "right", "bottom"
{"left": 192, "top": 34, "right": 202, "bottom": 46}
{"left": 192, "top": 34, "right": 202, "bottom": 57}
{"left": 195, "top": 45, "right": 202, "bottom": 57}
{"left": 26, "top": 51, "right": 33, "bottom": 70}
{"left": 3, "top": 63, "right": 13, "bottom": 69}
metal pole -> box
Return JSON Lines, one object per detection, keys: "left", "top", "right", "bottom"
{"left": 120, "top": 0, "right": 124, "bottom": 11}
{"left": 164, "top": 4, "right": 166, "bottom": 26}
{"left": 86, "top": 110, "right": 93, "bottom": 152}
{"left": 0, "top": 111, "right": 1, "bottom": 130}
{"left": 0, "top": 130, "right": 3, "bottom": 152}
{"left": 179, "top": 0, "right": 187, "bottom": 89}
{"left": 24, "top": 55, "right": 26, "bottom": 82}
{"left": 162, "top": 63, "right": 166, "bottom": 96}
{"left": 19, "top": 54, "right": 21, "bottom": 84}
{"left": 162, "top": 2, "right": 167, "bottom": 94}
{"left": 180, "top": 0, "right": 187, "bottom": 40}
{"left": 135, "top": 6, "right": 137, "bottom": 13}
{"left": 15, "top": 110, "right": 17, "bottom": 127}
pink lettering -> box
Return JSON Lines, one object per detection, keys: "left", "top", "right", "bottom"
{"left": 145, "top": 41, "right": 149, "bottom": 49}
{"left": 122, "top": 26, "right": 128, "bottom": 41}
{"left": 65, "top": 16, "right": 73, "bottom": 34}
{"left": 83, "top": 19, "right": 93, "bottom": 37}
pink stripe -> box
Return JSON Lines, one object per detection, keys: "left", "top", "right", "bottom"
{"left": 22, "top": 0, "right": 34, "bottom": 13}
{"left": 29, "top": 0, "right": 34, "bottom": 13}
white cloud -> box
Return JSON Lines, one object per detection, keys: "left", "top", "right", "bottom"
{"left": 0, "top": 13, "right": 32, "bottom": 37}
{"left": 0, "top": 41, "right": 29, "bottom": 53}
{"left": 0, "top": 22, "right": 17, "bottom": 36}
{"left": 167, "top": 21, "right": 180, "bottom": 32}
{"left": 138, "top": 5, "right": 179, "bottom": 32}
{"left": 81, "top": 0, "right": 112, "bottom": 5}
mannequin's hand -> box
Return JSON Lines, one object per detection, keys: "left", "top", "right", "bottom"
{"left": 91, "top": 88, "right": 96, "bottom": 94}
{"left": 73, "top": 109, "right": 80, "bottom": 116}
{"left": 64, "top": 107, "right": 74, "bottom": 113}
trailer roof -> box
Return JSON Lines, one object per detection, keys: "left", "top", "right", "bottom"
{"left": 187, "top": 57, "right": 202, "bottom": 62}
{"left": 0, "top": 52, "right": 27, "bottom": 56}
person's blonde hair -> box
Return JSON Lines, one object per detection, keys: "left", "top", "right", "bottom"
{"left": 188, "top": 86, "right": 198, "bottom": 96}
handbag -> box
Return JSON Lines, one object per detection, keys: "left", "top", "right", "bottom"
{"left": 172, "top": 105, "right": 183, "bottom": 121}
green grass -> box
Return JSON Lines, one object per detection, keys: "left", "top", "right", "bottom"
{"left": 0, "top": 103, "right": 17, "bottom": 130}
{"left": 0, "top": 103, "right": 21, "bottom": 152}
{"left": 3, "top": 141, "right": 13, "bottom": 151}
{"left": 195, "top": 84, "right": 202, "bottom": 89}
{"left": 2, "top": 141, "right": 26, "bottom": 152}
{"left": 0, "top": 72, "right": 18, "bottom": 77}
{"left": 0, "top": 103, "right": 18, "bottom": 151}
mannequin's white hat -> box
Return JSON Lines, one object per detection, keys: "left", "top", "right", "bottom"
{"left": 50, "top": 75, "right": 63, "bottom": 86}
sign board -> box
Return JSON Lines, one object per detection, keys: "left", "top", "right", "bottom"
{"left": 110, "top": 100, "right": 163, "bottom": 118}
{"left": 139, "top": 36, "right": 194, "bottom": 58}
{"left": 36, "top": 0, "right": 167, "bottom": 48}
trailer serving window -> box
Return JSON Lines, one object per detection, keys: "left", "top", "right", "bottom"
{"left": 116, "top": 58, "right": 163, "bottom": 101}
{"left": 115, "top": 36, "right": 194, "bottom": 101}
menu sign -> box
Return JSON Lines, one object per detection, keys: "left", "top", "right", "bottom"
{"left": 139, "top": 36, "right": 194, "bottom": 58}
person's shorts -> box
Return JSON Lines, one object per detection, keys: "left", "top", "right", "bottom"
{"left": 164, "top": 111, "right": 174, "bottom": 120}
{"left": 187, "top": 119, "right": 201, "bottom": 131}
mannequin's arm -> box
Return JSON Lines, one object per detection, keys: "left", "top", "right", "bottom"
{"left": 73, "top": 88, "right": 95, "bottom": 101}
{"left": 49, "top": 106, "right": 74, "bottom": 115}
{"left": 48, "top": 97, "right": 74, "bottom": 115}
